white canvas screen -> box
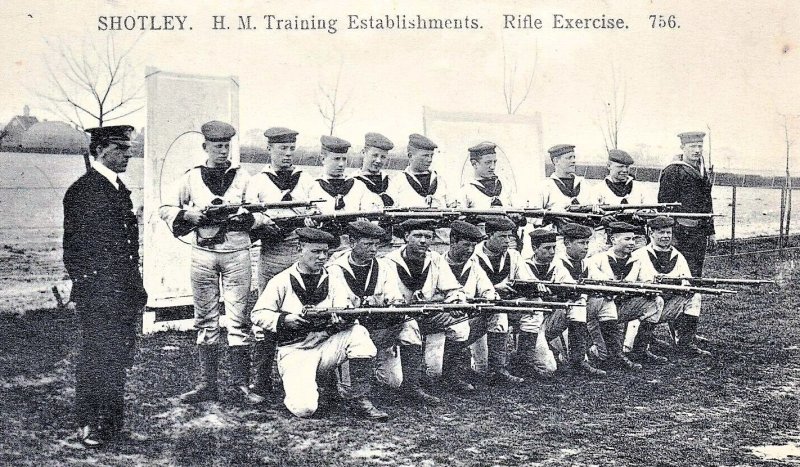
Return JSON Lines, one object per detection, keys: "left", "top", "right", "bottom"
{"left": 423, "top": 108, "right": 545, "bottom": 206}
{"left": 142, "top": 67, "right": 240, "bottom": 311}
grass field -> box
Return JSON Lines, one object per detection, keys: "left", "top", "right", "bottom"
{"left": 2, "top": 238, "right": 800, "bottom": 466}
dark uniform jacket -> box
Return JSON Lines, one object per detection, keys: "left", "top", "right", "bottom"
{"left": 657, "top": 161, "right": 715, "bottom": 235}
{"left": 63, "top": 169, "right": 147, "bottom": 312}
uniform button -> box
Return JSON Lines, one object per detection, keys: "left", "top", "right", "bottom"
{"left": 127, "top": 240, "right": 132, "bottom": 244}
{"left": 129, "top": 255, "right": 133, "bottom": 260}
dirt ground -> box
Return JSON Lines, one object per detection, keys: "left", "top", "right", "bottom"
{"left": 1, "top": 230, "right": 800, "bottom": 466}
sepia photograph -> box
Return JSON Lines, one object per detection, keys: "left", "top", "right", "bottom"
{"left": 1, "top": 0, "right": 799, "bottom": 465}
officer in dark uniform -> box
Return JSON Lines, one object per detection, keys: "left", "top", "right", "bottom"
{"left": 63, "top": 125, "right": 147, "bottom": 448}
{"left": 657, "top": 131, "right": 716, "bottom": 277}
{"left": 657, "top": 132, "right": 716, "bottom": 352}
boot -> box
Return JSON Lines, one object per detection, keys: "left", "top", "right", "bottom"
{"left": 249, "top": 339, "right": 276, "bottom": 398}
{"left": 676, "top": 315, "right": 711, "bottom": 357}
{"left": 399, "top": 345, "right": 441, "bottom": 406}
{"left": 345, "top": 358, "right": 389, "bottom": 421}
{"left": 568, "top": 322, "right": 606, "bottom": 377}
{"left": 487, "top": 332, "right": 525, "bottom": 385}
{"left": 180, "top": 346, "right": 219, "bottom": 403}
{"left": 229, "top": 346, "right": 265, "bottom": 405}
{"left": 629, "top": 322, "right": 668, "bottom": 365}
{"left": 600, "top": 320, "right": 641, "bottom": 372}
{"left": 441, "top": 339, "right": 475, "bottom": 393}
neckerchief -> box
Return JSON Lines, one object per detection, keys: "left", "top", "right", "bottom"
{"left": 561, "top": 257, "right": 586, "bottom": 281}
{"left": 527, "top": 261, "right": 554, "bottom": 281}
{"left": 608, "top": 253, "right": 634, "bottom": 280}
{"left": 404, "top": 171, "right": 438, "bottom": 198}
{"left": 648, "top": 248, "right": 679, "bottom": 274}
{"left": 447, "top": 258, "right": 471, "bottom": 286}
{"left": 266, "top": 170, "right": 302, "bottom": 201}
{"left": 290, "top": 273, "right": 329, "bottom": 306}
{"left": 200, "top": 166, "right": 237, "bottom": 196}
{"left": 473, "top": 178, "right": 504, "bottom": 206}
{"left": 343, "top": 259, "right": 379, "bottom": 299}
{"left": 552, "top": 176, "right": 581, "bottom": 204}
{"left": 396, "top": 254, "right": 430, "bottom": 293}
{"left": 604, "top": 178, "right": 633, "bottom": 200}
{"left": 356, "top": 173, "right": 394, "bottom": 206}
{"left": 477, "top": 251, "right": 511, "bottom": 285}
{"left": 317, "top": 178, "right": 355, "bottom": 210}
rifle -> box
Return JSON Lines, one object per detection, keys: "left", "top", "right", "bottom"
{"left": 202, "top": 198, "right": 325, "bottom": 221}
{"left": 580, "top": 278, "right": 736, "bottom": 296}
{"left": 509, "top": 279, "right": 662, "bottom": 297}
{"left": 657, "top": 277, "right": 776, "bottom": 287}
{"left": 301, "top": 302, "right": 498, "bottom": 315}
{"left": 467, "top": 298, "right": 581, "bottom": 309}
{"left": 620, "top": 211, "right": 722, "bottom": 219}
{"left": 194, "top": 199, "right": 325, "bottom": 247}
{"left": 567, "top": 202, "right": 681, "bottom": 213}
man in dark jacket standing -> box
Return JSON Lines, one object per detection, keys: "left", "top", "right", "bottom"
{"left": 63, "top": 125, "right": 148, "bottom": 448}
{"left": 657, "top": 131, "right": 715, "bottom": 356}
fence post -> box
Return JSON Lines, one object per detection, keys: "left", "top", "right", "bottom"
{"left": 730, "top": 185, "right": 736, "bottom": 256}
{"left": 779, "top": 186, "right": 786, "bottom": 255}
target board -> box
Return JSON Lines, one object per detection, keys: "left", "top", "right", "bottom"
{"left": 142, "top": 67, "right": 240, "bottom": 332}
{"left": 423, "top": 107, "right": 546, "bottom": 207}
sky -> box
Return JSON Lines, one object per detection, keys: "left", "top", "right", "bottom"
{"left": 2, "top": 0, "right": 799, "bottom": 173}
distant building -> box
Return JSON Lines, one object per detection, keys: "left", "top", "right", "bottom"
{"left": 1, "top": 105, "right": 39, "bottom": 148}
{"left": 22, "top": 121, "right": 88, "bottom": 153}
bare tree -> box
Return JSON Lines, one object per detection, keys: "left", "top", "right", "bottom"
{"left": 38, "top": 34, "right": 144, "bottom": 130}
{"left": 597, "top": 63, "right": 627, "bottom": 151}
{"left": 316, "top": 60, "right": 351, "bottom": 136}
{"left": 780, "top": 113, "right": 797, "bottom": 244}
{"left": 502, "top": 39, "right": 538, "bottom": 115}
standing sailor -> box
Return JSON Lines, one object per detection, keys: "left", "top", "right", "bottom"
{"left": 657, "top": 131, "right": 716, "bottom": 277}
{"left": 590, "top": 149, "right": 648, "bottom": 205}
{"left": 388, "top": 134, "right": 451, "bottom": 208}
{"left": 308, "top": 135, "right": 374, "bottom": 214}
{"left": 245, "top": 126, "right": 316, "bottom": 401}
{"left": 351, "top": 132, "right": 396, "bottom": 208}
{"left": 657, "top": 131, "right": 715, "bottom": 353}
{"left": 159, "top": 121, "right": 264, "bottom": 405}
{"left": 457, "top": 142, "right": 515, "bottom": 208}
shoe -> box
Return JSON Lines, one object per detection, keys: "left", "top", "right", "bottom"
{"left": 78, "top": 425, "right": 104, "bottom": 449}
{"left": 487, "top": 333, "right": 524, "bottom": 385}
{"left": 402, "top": 386, "right": 442, "bottom": 406}
{"left": 488, "top": 367, "right": 525, "bottom": 385}
{"left": 180, "top": 346, "right": 219, "bottom": 403}
{"left": 250, "top": 339, "right": 276, "bottom": 399}
{"left": 345, "top": 398, "right": 389, "bottom": 421}
{"left": 229, "top": 346, "right": 265, "bottom": 405}
{"left": 571, "top": 360, "right": 607, "bottom": 377}
{"left": 630, "top": 349, "right": 669, "bottom": 365}
{"left": 614, "top": 354, "right": 643, "bottom": 372}
{"left": 678, "top": 343, "right": 711, "bottom": 357}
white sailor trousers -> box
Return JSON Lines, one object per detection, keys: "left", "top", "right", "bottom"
{"left": 278, "top": 325, "right": 377, "bottom": 418}
{"left": 190, "top": 248, "right": 251, "bottom": 346}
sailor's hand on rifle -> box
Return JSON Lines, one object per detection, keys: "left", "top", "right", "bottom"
{"left": 228, "top": 211, "right": 256, "bottom": 230}
{"left": 536, "top": 283, "right": 551, "bottom": 294}
{"left": 494, "top": 280, "right": 518, "bottom": 298}
{"left": 303, "top": 217, "right": 319, "bottom": 228}
{"left": 329, "top": 313, "right": 343, "bottom": 325}
{"left": 183, "top": 210, "right": 208, "bottom": 226}
{"left": 283, "top": 314, "right": 311, "bottom": 330}
{"left": 411, "top": 290, "right": 425, "bottom": 303}
{"left": 591, "top": 204, "right": 604, "bottom": 215}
